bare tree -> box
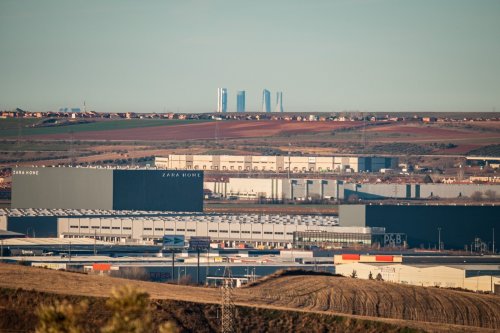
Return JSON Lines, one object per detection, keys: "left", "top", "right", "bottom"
{"left": 36, "top": 285, "right": 177, "bottom": 333}
{"left": 484, "top": 190, "right": 497, "bottom": 201}
{"left": 36, "top": 300, "right": 88, "bottom": 333}
{"left": 471, "top": 191, "right": 483, "bottom": 202}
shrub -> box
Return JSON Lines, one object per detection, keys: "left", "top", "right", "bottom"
{"left": 471, "top": 191, "right": 483, "bottom": 202}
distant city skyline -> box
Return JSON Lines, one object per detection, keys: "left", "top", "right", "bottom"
{"left": 275, "top": 92, "right": 284, "bottom": 113}
{"left": 236, "top": 91, "right": 245, "bottom": 113}
{"left": 220, "top": 88, "right": 282, "bottom": 113}
{"left": 1, "top": 1, "right": 499, "bottom": 113}
{"left": 217, "top": 88, "right": 227, "bottom": 113}
{"left": 262, "top": 89, "right": 271, "bottom": 113}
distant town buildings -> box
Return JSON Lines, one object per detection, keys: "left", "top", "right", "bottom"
{"left": 262, "top": 89, "right": 271, "bottom": 113}
{"left": 275, "top": 92, "right": 284, "bottom": 113}
{"left": 217, "top": 88, "right": 227, "bottom": 113}
{"left": 236, "top": 91, "right": 246, "bottom": 113}
{"left": 59, "top": 107, "right": 81, "bottom": 113}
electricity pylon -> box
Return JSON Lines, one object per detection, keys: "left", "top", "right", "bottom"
{"left": 221, "top": 266, "right": 235, "bottom": 333}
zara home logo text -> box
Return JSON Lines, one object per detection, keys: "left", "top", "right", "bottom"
{"left": 162, "top": 172, "right": 201, "bottom": 178}
{"left": 13, "top": 170, "right": 39, "bottom": 176}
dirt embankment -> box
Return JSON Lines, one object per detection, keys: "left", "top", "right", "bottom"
{"left": 0, "top": 288, "right": 426, "bottom": 333}
{"left": 238, "top": 272, "right": 500, "bottom": 329}
{"left": 0, "top": 264, "right": 498, "bottom": 332}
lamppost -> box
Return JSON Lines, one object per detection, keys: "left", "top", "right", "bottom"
{"left": 493, "top": 228, "right": 495, "bottom": 254}
{"left": 287, "top": 143, "right": 291, "bottom": 179}
{"left": 438, "top": 227, "right": 441, "bottom": 252}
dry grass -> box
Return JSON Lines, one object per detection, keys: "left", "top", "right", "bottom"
{"left": 239, "top": 274, "right": 500, "bottom": 329}
{"left": 0, "top": 264, "right": 498, "bottom": 332}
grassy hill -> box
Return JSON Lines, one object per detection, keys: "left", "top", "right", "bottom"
{"left": 0, "top": 263, "right": 498, "bottom": 332}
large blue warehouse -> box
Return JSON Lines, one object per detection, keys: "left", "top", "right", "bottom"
{"left": 12, "top": 167, "right": 204, "bottom": 212}
{"left": 339, "top": 204, "right": 498, "bottom": 250}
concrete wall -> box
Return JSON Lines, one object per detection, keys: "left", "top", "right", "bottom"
{"left": 226, "top": 178, "right": 283, "bottom": 200}
{"left": 12, "top": 167, "right": 113, "bottom": 210}
{"left": 0, "top": 216, "right": 6, "bottom": 230}
{"left": 206, "top": 178, "right": 340, "bottom": 200}
{"left": 342, "top": 183, "right": 500, "bottom": 200}
{"left": 335, "top": 262, "right": 500, "bottom": 292}
{"left": 418, "top": 184, "right": 500, "bottom": 199}
{"left": 339, "top": 205, "right": 366, "bottom": 227}
{"left": 203, "top": 177, "right": 498, "bottom": 201}
{"left": 343, "top": 183, "right": 409, "bottom": 200}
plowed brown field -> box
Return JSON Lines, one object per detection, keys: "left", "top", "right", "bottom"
{"left": 0, "top": 264, "right": 498, "bottom": 332}
{"left": 29, "top": 121, "right": 363, "bottom": 141}
{"left": 365, "top": 124, "right": 500, "bottom": 143}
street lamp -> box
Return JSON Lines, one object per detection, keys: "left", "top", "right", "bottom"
{"left": 438, "top": 227, "right": 441, "bottom": 252}
{"left": 287, "top": 143, "right": 291, "bottom": 179}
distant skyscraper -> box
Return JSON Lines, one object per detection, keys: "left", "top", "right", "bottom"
{"left": 275, "top": 92, "right": 283, "bottom": 112}
{"left": 237, "top": 91, "right": 246, "bottom": 112}
{"left": 217, "top": 88, "right": 227, "bottom": 113}
{"left": 262, "top": 89, "right": 271, "bottom": 113}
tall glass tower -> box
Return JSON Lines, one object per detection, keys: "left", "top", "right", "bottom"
{"left": 262, "top": 89, "right": 271, "bottom": 113}
{"left": 275, "top": 92, "right": 284, "bottom": 112}
{"left": 217, "top": 88, "right": 227, "bottom": 113}
{"left": 236, "top": 91, "right": 246, "bottom": 112}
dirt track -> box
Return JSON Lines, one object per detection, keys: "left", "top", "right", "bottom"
{"left": 0, "top": 264, "right": 498, "bottom": 332}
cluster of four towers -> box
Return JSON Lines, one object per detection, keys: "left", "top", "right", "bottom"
{"left": 217, "top": 88, "right": 283, "bottom": 113}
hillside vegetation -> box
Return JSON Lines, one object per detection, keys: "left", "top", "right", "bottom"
{"left": 240, "top": 272, "right": 499, "bottom": 329}
{"left": 0, "top": 264, "right": 498, "bottom": 332}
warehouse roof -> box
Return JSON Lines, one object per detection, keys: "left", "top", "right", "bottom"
{"left": 0, "top": 208, "right": 208, "bottom": 217}
{"left": 0, "top": 238, "right": 113, "bottom": 246}
{"left": 1, "top": 209, "right": 340, "bottom": 226}
{"left": 0, "top": 230, "right": 25, "bottom": 239}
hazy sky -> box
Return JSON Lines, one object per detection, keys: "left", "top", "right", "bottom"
{"left": 1, "top": 1, "right": 499, "bottom": 113}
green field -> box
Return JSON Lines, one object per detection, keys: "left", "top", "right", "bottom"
{"left": 0, "top": 118, "right": 40, "bottom": 131}
{"left": 0, "top": 119, "right": 211, "bottom": 137}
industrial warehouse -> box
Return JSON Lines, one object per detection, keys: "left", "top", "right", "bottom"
{"left": 204, "top": 177, "right": 500, "bottom": 201}
{"left": 155, "top": 154, "right": 399, "bottom": 173}
{"left": 339, "top": 204, "right": 499, "bottom": 250}
{"left": 12, "top": 167, "right": 204, "bottom": 212}
{"left": 335, "top": 261, "right": 500, "bottom": 293}
{"left": 3, "top": 166, "right": 498, "bottom": 252}
{"left": 57, "top": 214, "right": 390, "bottom": 248}
{"left": 2, "top": 209, "right": 394, "bottom": 249}
{"left": 1, "top": 204, "right": 497, "bottom": 252}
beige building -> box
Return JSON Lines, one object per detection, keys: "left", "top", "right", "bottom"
{"left": 205, "top": 178, "right": 284, "bottom": 200}
{"left": 335, "top": 262, "right": 500, "bottom": 293}
{"left": 155, "top": 155, "right": 398, "bottom": 173}
{"left": 57, "top": 213, "right": 341, "bottom": 248}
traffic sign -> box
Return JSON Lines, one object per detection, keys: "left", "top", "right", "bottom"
{"left": 163, "top": 235, "right": 185, "bottom": 249}
{"left": 189, "top": 236, "right": 211, "bottom": 250}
